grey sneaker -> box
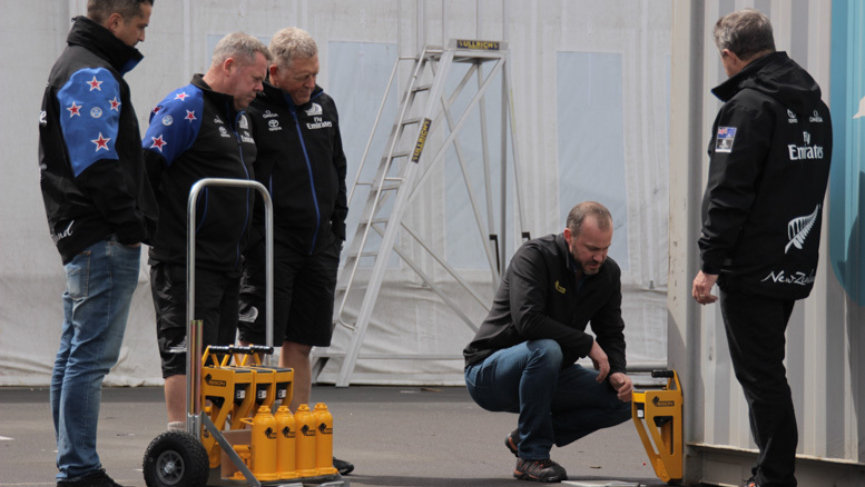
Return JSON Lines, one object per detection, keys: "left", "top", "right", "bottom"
{"left": 513, "top": 458, "right": 567, "bottom": 483}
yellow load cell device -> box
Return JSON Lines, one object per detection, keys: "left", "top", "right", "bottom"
{"left": 632, "top": 369, "right": 683, "bottom": 484}
{"left": 233, "top": 345, "right": 295, "bottom": 410}
{"left": 201, "top": 346, "right": 254, "bottom": 467}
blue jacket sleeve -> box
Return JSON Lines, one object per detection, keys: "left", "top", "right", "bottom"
{"left": 57, "top": 67, "right": 145, "bottom": 244}
{"left": 142, "top": 86, "right": 203, "bottom": 170}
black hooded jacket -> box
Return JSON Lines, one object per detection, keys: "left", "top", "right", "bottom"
{"left": 38, "top": 16, "right": 158, "bottom": 263}
{"left": 699, "top": 52, "right": 832, "bottom": 299}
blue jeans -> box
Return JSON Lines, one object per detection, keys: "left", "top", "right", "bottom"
{"left": 50, "top": 238, "right": 141, "bottom": 480}
{"left": 465, "top": 339, "right": 632, "bottom": 460}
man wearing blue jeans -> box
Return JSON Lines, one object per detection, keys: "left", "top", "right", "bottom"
{"left": 464, "top": 201, "right": 633, "bottom": 483}
{"left": 38, "top": 1, "right": 157, "bottom": 486}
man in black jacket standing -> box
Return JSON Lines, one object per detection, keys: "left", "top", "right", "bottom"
{"left": 237, "top": 26, "right": 352, "bottom": 475}
{"left": 692, "top": 9, "right": 832, "bottom": 487}
{"left": 38, "top": 1, "right": 156, "bottom": 486}
{"left": 143, "top": 32, "right": 270, "bottom": 431}
{"left": 464, "top": 202, "right": 633, "bottom": 483}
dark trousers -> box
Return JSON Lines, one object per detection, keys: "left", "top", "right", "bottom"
{"left": 719, "top": 288, "right": 797, "bottom": 487}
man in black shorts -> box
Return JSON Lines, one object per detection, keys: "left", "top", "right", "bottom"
{"left": 237, "top": 27, "right": 351, "bottom": 474}
{"left": 143, "top": 32, "right": 269, "bottom": 430}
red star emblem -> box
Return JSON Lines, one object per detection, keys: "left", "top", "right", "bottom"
{"left": 175, "top": 92, "right": 189, "bottom": 101}
{"left": 87, "top": 76, "right": 103, "bottom": 91}
{"left": 185, "top": 110, "right": 197, "bottom": 121}
{"left": 150, "top": 135, "right": 167, "bottom": 152}
{"left": 67, "top": 101, "right": 82, "bottom": 118}
{"left": 92, "top": 132, "right": 111, "bottom": 151}
{"left": 109, "top": 97, "right": 121, "bottom": 111}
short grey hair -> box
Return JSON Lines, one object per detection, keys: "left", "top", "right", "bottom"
{"left": 269, "top": 27, "right": 318, "bottom": 69}
{"left": 713, "top": 9, "right": 776, "bottom": 61}
{"left": 211, "top": 32, "right": 273, "bottom": 68}
{"left": 87, "top": 0, "right": 153, "bottom": 24}
{"left": 566, "top": 201, "right": 612, "bottom": 237}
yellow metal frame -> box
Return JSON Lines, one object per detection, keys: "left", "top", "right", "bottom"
{"left": 632, "top": 369, "right": 683, "bottom": 484}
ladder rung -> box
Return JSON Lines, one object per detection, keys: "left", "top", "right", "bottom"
{"left": 384, "top": 151, "right": 411, "bottom": 160}
{"left": 356, "top": 182, "right": 400, "bottom": 191}
{"left": 401, "top": 117, "right": 422, "bottom": 126}
{"left": 358, "top": 218, "right": 389, "bottom": 227}
{"left": 342, "top": 251, "right": 379, "bottom": 261}
{"left": 412, "top": 84, "right": 432, "bottom": 93}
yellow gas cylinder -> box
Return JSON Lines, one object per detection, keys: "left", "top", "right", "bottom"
{"left": 294, "top": 404, "right": 317, "bottom": 477}
{"left": 241, "top": 405, "right": 279, "bottom": 481}
{"left": 313, "top": 403, "right": 338, "bottom": 476}
{"left": 274, "top": 405, "right": 298, "bottom": 479}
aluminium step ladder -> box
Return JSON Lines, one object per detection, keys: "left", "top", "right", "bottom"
{"left": 313, "top": 39, "right": 528, "bottom": 387}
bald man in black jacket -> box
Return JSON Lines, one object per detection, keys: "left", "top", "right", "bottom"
{"left": 464, "top": 202, "right": 633, "bottom": 483}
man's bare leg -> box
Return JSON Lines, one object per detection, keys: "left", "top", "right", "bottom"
{"left": 280, "top": 341, "right": 312, "bottom": 412}
{"left": 165, "top": 374, "right": 187, "bottom": 425}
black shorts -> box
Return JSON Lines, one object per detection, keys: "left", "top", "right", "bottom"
{"left": 150, "top": 263, "right": 240, "bottom": 378}
{"left": 237, "top": 237, "right": 341, "bottom": 347}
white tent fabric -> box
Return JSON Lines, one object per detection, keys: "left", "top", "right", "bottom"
{"left": 0, "top": 0, "right": 671, "bottom": 386}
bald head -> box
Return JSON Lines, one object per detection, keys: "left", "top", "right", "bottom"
{"left": 566, "top": 201, "right": 612, "bottom": 238}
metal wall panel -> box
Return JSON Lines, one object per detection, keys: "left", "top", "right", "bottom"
{"left": 669, "top": 1, "right": 865, "bottom": 485}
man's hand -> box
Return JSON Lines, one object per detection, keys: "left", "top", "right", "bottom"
{"left": 692, "top": 270, "right": 719, "bottom": 305}
{"left": 588, "top": 340, "right": 610, "bottom": 383}
{"left": 609, "top": 372, "right": 633, "bottom": 402}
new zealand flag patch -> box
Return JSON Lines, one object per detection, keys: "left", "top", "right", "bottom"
{"left": 715, "top": 126, "right": 736, "bottom": 153}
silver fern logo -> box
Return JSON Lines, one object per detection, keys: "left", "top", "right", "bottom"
{"left": 785, "top": 205, "right": 820, "bottom": 254}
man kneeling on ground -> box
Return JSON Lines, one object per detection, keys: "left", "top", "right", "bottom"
{"left": 463, "top": 201, "right": 633, "bottom": 483}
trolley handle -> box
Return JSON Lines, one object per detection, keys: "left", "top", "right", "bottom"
{"left": 651, "top": 369, "right": 675, "bottom": 378}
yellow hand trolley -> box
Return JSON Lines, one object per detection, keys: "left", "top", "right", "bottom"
{"left": 141, "top": 178, "right": 348, "bottom": 487}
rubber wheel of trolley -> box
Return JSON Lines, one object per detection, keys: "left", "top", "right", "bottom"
{"left": 143, "top": 431, "right": 209, "bottom": 487}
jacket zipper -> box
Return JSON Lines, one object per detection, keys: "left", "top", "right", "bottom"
{"left": 232, "top": 108, "right": 252, "bottom": 269}
{"left": 290, "top": 105, "right": 321, "bottom": 255}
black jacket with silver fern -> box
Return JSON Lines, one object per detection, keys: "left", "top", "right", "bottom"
{"left": 699, "top": 52, "right": 832, "bottom": 300}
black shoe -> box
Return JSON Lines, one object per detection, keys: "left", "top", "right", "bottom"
{"left": 505, "top": 428, "right": 519, "bottom": 457}
{"left": 333, "top": 457, "right": 354, "bottom": 476}
{"left": 57, "top": 469, "right": 127, "bottom": 487}
{"left": 513, "top": 458, "right": 567, "bottom": 483}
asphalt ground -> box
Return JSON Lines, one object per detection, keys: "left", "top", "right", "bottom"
{"left": 0, "top": 386, "right": 672, "bottom": 487}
